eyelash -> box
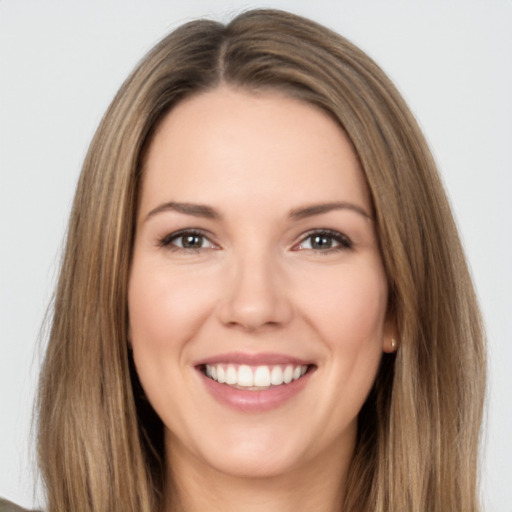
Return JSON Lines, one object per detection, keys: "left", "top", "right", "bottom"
{"left": 157, "top": 228, "right": 353, "bottom": 253}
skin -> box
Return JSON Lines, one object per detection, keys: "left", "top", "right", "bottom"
{"left": 128, "top": 86, "right": 395, "bottom": 512}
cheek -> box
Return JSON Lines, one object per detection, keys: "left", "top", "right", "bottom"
{"left": 298, "top": 261, "right": 388, "bottom": 415}
{"left": 304, "top": 264, "right": 388, "bottom": 420}
{"left": 300, "top": 262, "right": 389, "bottom": 351}
{"left": 128, "top": 263, "right": 216, "bottom": 351}
{"left": 127, "top": 263, "right": 217, "bottom": 426}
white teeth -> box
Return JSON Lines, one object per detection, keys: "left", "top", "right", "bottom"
{"left": 204, "top": 363, "right": 309, "bottom": 389}
{"left": 283, "top": 365, "right": 293, "bottom": 384}
{"left": 226, "top": 365, "right": 237, "bottom": 385}
{"left": 237, "top": 365, "right": 253, "bottom": 387}
{"left": 254, "top": 366, "right": 271, "bottom": 387}
{"left": 270, "top": 366, "right": 284, "bottom": 385}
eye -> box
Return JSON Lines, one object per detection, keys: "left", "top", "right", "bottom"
{"left": 159, "top": 230, "right": 217, "bottom": 251}
{"left": 295, "top": 229, "right": 353, "bottom": 252}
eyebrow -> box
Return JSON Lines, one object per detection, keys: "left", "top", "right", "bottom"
{"left": 288, "top": 202, "right": 372, "bottom": 221}
{"left": 145, "top": 200, "right": 372, "bottom": 223}
{"left": 145, "top": 201, "right": 222, "bottom": 221}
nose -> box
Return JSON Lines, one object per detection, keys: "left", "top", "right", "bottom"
{"left": 217, "top": 251, "right": 293, "bottom": 331}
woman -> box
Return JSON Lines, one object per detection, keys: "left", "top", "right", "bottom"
{"left": 28, "top": 8, "right": 485, "bottom": 512}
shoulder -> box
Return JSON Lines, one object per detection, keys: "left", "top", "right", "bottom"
{"left": 0, "top": 498, "right": 42, "bottom": 512}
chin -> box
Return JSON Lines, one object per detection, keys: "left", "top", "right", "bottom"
{"left": 166, "top": 419, "right": 313, "bottom": 480}
{"left": 206, "top": 449, "right": 304, "bottom": 480}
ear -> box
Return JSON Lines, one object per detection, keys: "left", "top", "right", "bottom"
{"left": 382, "top": 317, "right": 398, "bottom": 354}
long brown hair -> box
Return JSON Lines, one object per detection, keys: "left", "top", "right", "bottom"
{"left": 37, "top": 9, "right": 486, "bottom": 511}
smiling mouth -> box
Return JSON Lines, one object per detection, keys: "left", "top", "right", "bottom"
{"left": 200, "top": 363, "right": 314, "bottom": 390}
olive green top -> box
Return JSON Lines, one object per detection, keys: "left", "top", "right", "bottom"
{"left": 0, "top": 498, "right": 41, "bottom": 512}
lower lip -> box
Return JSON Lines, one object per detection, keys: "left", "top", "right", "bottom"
{"left": 198, "top": 369, "right": 313, "bottom": 413}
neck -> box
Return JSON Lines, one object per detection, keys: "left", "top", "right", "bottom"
{"left": 164, "top": 435, "right": 354, "bottom": 512}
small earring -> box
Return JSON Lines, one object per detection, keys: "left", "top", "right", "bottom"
{"left": 391, "top": 338, "right": 397, "bottom": 350}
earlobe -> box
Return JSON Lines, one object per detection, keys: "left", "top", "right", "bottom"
{"left": 382, "top": 305, "right": 398, "bottom": 353}
{"left": 383, "top": 335, "right": 399, "bottom": 353}
{"left": 382, "top": 316, "right": 398, "bottom": 353}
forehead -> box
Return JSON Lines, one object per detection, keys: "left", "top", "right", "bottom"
{"left": 140, "top": 86, "right": 370, "bottom": 218}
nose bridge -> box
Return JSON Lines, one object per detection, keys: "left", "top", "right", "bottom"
{"left": 218, "top": 242, "right": 292, "bottom": 330}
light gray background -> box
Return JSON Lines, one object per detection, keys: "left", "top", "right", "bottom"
{"left": 1, "top": 1, "right": 511, "bottom": 509}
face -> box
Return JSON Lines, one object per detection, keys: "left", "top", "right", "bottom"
{"left": 128, "top": 86, "right": 393, "bottom": 481}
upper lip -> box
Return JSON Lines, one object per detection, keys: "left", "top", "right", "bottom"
{"left": 194, "top": 352, "right": 313, "bottom": 367}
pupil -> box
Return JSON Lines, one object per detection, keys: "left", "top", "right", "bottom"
{"left": 312, "top": 235, "right": 332, "bottom": 249}
{"left": 183, "top": 235, "right": 202, "bottom": 248}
